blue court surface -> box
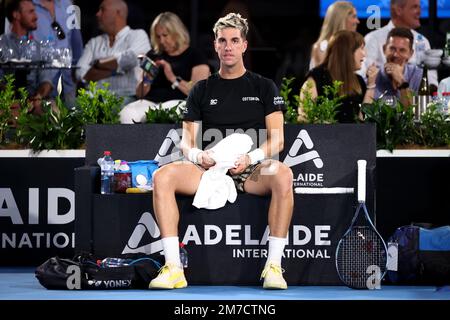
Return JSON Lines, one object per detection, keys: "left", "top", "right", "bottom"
{"left": 1, "top": 267, "right": 449, "bottom": 301}
{"left": 1, "top": 267, "right": 449, "bottom": 319}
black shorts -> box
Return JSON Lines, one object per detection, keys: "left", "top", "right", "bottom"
{"left": 194, "top": 163, "right": 260, "bottom": 193}
{"left": 229, "top": 163, "right": 260, "bottom": 192}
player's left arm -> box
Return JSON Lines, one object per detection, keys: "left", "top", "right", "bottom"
{"left": 260, "top": 111, "right": 285, "bottom": 157}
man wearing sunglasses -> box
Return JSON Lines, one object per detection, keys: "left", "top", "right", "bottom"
{"left": 31, "top": 0, "right": 84, "bottom": 108}
{"left": 75, "top": 0, "right": 150, "bottom": 106}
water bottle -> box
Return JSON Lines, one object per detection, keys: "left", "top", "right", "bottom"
{"left": 47, "top": 35, "right": 57, "bottom": 66}
{"left": 431, "top": 92, "right": 444, "bottom": 114}
{"left": 25, "top": 35, "right": 39, "bottom": 61}
{"left": 442, "top": 92, "right": 450, "bottom": 115}
{"left": 101, "top": 257, "right": 132, "bottom": 268}
{"left": 179, "top": 242, "right": 188, "bottom": 268}
{"left": 18, "top": 35, "right": 28, "bottom": 60}
{"left": 98, "top": 151, "right": 115, "bottom": 194}
{"left": 40, "top": 36, "right": 52, "bottom": 66}
{"left": 415, "top": 34, "right": 426, "bottom": 66}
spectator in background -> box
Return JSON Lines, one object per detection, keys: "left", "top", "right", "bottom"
{"left": 309, "top": 1, "right": 359, "bottom": 70}
{"left": 374, "top": 28, "right": 422, "bottom": 107}
{"left": 121, "top": 12, "right": 209, "bottom": 124}
{"left": 361, "top": 0, "right": 437, "bottom": 89}
{"left": 299, "top": 30, "right": 379, "bottom": 123}
{"left": 76, "top": 0, "right": 150, "bottom": 106}
{"left": 0, "top": 0, "right": 56, "bottom": 114}
{"left": 135, "top": 12, "right": 209, "bottom": 104}
{"left": 31, "top": 0, "right": 84, "bottom": 107}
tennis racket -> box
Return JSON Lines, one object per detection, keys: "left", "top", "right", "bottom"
{"left": 335, "top": 160, "right": 388, "bottom": 289}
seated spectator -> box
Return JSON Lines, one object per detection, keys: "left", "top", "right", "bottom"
{"left": 298, "top": 30, "right": 378, "bottom": 123}
{"left": 309, "top": 1, "right": 359, "bottom": 70}
{"left": 75, "top": 0, "right": 150, "bottom": 106}
{"left": 31, "top": 0, "right": 84, "bottom": 108}
{"left": 374, "top": 28, "right": 422, "bottom": 107}
{"left": 1, "top": 0, "right": 56, "bottom": 114}
{"left": 135, "top": 12, "right": 210, "bottom": 103}
{"left": 122, "top": 12, "right": 209, "bottom": 124}
{"left": 361, "top": 0, "right": 437, "bottom": 88}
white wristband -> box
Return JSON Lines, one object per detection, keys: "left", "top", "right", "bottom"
{"left": 247, "top": 148, "right": 265, "bottom": 165}
{"left": 188, "top": 148, "right": 203, "bottom": 164}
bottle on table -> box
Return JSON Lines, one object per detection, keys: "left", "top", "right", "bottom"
{"left": 98, "top": 151, "right": 115, "bottom": 194}
{"left": 416, "top": 66, "right": 430, "bottom": 121}
{"left": 179, "top": 242, "right": 188, "bottom": 268}
{"left": 415, "top": 34, "right": 426, "bottom": 66}
{"left": 441, "top": 92, "right": 450, "bottom": 115}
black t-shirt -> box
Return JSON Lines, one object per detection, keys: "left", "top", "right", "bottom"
{"left": 306, "top": 65, "right": 367, "bottom": 123}
{"left": 183, "top": 71, "right": 286, "bottom": 149}
{"left": 145, "top": 47, "right": 208, "bottom": 103}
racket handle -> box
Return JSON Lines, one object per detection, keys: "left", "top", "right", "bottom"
{"left": 357, "top": 160, "right": 367, "bottom": 203}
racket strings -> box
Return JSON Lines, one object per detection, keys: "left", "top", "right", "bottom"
{"left": 337, "top": 227, "right": 387, "bottom": 289}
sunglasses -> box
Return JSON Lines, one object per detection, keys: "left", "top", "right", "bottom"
{"left": 51, "top": 21, "right": 66, "bottom": 40}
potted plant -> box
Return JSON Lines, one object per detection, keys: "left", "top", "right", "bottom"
{"left": 146, "top": 100, "right": 185, "bottom": 124}
{"left": 297, "top": 79, "right": 344, "bottom": 124}
{"left": 76, "top": 81, "right": 123, "bottom": 124}
{"left": 280, "top": 77, "right": 300, "bottom": 124}
{"left": 362, "top": 98, "right": 450, "bottom": 151}
{"left": 15, "top": 96, "right": 84, "bottom": 151}
{"left": 412, "top": 103, "right": 450, "bottom": 148}
{"left": 0, "top": 74, "right": 31, "bottom": 149}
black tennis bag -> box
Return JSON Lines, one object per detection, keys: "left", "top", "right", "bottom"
{"left": 35, "top": 253, "right": 163, "bottom": 290}
{"left": 387, "top": 224, "right": 450, "bottom": 285}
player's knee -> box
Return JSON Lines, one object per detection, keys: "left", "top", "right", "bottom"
{"left": 274, "top": 165, "right": 293, "bottom": 195}
{"left": 152, "top": 166, "right": 175, "bottom": 190}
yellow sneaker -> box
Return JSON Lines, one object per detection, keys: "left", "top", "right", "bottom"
{"left": 148, "top": 263, "right": 187, "bottom": 289}
{"left": 260, "top": 262, "right": 287, "bottom": 290}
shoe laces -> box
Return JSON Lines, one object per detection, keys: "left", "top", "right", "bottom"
{"left": 157, "top": 263, "right": 179, "bottom": 276}
{"left": 261, "top": 263, "right": 285, "bottom": 280}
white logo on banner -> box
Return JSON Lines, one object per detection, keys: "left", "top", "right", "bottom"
{"left": 283, "top": 130, "right": 323, "bottom": 168}
{"left": 154, "top": 129, "right": 183, "bottom": 166}
{"left": 122, "top": 212, "right": 162, "bottom": 255}
{"left": 122, "top": 217, "right": 331, "bottom": 260}
{"left": 0, "top": 188, "right": 75, "bottom": 249}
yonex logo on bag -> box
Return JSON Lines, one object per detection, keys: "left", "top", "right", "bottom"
{"left": 122, "top": 212, "right": 162, "bottom": 255}
{"left": 283, "top": 130, "right": 323, "bottom": 168}
{"left": 210, "top": 99, "right": 218, "bottom": 105}
{"left": 154, "top": 129, "right": 184, "bottom": 166}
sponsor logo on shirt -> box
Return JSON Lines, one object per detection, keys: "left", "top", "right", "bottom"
{"left": 242, "top": 96, "right": 260, "bottom": 102}
{"left": 273, "top": 96, "right": 285, "bottom": 106}
{"left": 210, "top": 99, "right": 218, "bottom": 105}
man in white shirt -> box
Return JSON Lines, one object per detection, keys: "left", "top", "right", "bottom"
{"left": 75, "top": 0, "right": 150, "bottom": 104}
{"left": 361, "top": 0, "right": 437, "bottom": 88}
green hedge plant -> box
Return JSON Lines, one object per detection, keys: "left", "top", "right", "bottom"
{"left": 146, "top": 101, "right": 185, "bottom": 124}
{"left": 76, "top": 81, "right": 123, "bottom": 124}
{"left": 15, "top": 97, "right": 84, "bottom": 151}
{"left": 299, "top": 80, "right": 344, "bottom": 124}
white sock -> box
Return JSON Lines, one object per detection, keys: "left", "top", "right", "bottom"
{"left": 266, "top": 236, "right": 287, "bottom": 266}
{"left": 162, "top": 236, "right": 181, "bottom": 267}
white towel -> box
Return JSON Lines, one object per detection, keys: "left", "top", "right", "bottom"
{"left": 192, "top": 133, "right": 254, "bottom": 210}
